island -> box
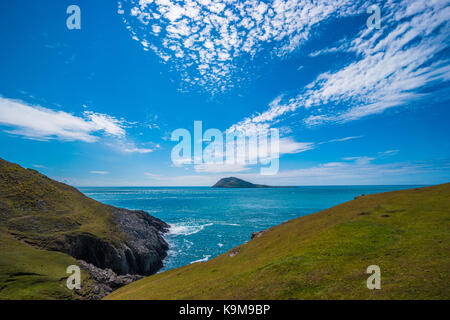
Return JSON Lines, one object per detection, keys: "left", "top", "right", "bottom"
{"left": 212, "top": 177, "right": 271, "bottom": 188}
{"left": 212, "top": 177, "right": 295, "bottom": 188}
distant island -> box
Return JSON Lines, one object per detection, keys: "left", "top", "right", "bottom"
{"left": 212, "top": 177, "right": 293, "bottom": 188}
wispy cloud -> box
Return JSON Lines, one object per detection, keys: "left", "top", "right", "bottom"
{"left": 232, "top": 0, "right": 450, "bottom": 127}
{"left": 32, "top": 164, "right": 48, "bottom": 169}
{"left": 118, "top": 0, "right": 360, "bottom": 93}
{"left": 0, "top": 96, "right": 156, "bottom": 154}
{"left": 114, "top": 141, "right": 156, "bottom": 154}
{"left": 237, "top": 157, "right": 450, "bottom": 185}
{"left": 0, "top": 97, "right": 126, "bottom": 142}
{"left": 131, "top": 157, "right": 450, "bottom": 186}
{"left": 90, "top": 171, "right": 109, "bottom": 175}
{"left": 377, "top": 149, "right": 399, "bottom": 157}
{"left": 318, "top": 135, "right": 364, "bottom": 145}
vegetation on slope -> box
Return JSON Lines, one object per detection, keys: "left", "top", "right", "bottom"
{"left": 0, "top": 232, "right": 96, "bottom": 299}
{"left": 0, "top": 158, "right": 168, "bottom": 299}
{"left": 106, "top": 183, "right": 450, "bottom": 300}
{"left": 0, "top": 159, "right": 125, "bottom": 246}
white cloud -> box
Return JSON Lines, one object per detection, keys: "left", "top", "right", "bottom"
{"left": 278, "top": 138, "right": 314, "bottom": 155}
{"left": 124, "top": 157, "right": 449, "bottom": 186}
{"left": 378, "top": 149, "right": 399, "bottom": 157}
{"left": 90, "top": 171, "right": 109, "bottom": 175}
{"left": 0, "top": 97, "right": 126, "bottom": 142}
{"left": 107, "top": 140, "right": 158, "bottom": 154}
{"left": 236, "top": 157, "right": 450, "bottom": 185}
{"left": 0, "top": 97, "right": 156, "bottom": 154}
{"left": 122, "top": 146, "right": 154, "bottom": 154}
{"left": 118, "top": 0, "right": 360, "bottom": 93}
{"left": 319, "top": 135, "right": 364, "bottom": 144}
{"left": 231, "top": 0, "right": 450, "bottom": 127}
{"left": 83, "top": 111, "right": 126, "bottom": 137}
{"left": 32, "top": 164, "right": 48, "bottom": 169}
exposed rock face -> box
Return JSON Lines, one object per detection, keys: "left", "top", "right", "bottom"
{"left": 78, "top": 260, "right": 143, "bottom": 299}
{"left": 111, "top": 207, "right": 170, "bottom": 275}
{"left": 251, "top": 230, "right": 266, "bottom": 239}
{"left": 45, "top": 208, "right": 170, "bottom": 276}
{"left": 0, "top": 158, "right": 171, "bottom": 299}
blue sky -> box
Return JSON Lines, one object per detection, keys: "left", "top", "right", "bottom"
{"left": 0, "top": 0, "right": 449, "bottom": 186}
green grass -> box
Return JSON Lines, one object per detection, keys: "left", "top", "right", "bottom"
{"left": 0, "top": 159, "right": 125, "bottom": 246}
{"left": 106, "top": 183, "right": 450, "bottom": 300}
{"left": 0, "top": 158, "right": 123, "bottom": 299}
{"left": 0, "top": 231, "right": 95, "bottom": 300}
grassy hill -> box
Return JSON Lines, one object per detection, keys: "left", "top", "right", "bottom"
{"left": 0, "top": 159, "right": 117, "bottom": 299}
{"left": 106, "top": 183, "right": 450, "bottom": 300}
{"left": 0, "top": 158, "right": 168, "bottom": 299}
{"left": 0, "top": 232, "right": 95, "bottom": 299}
{"left": 0, "top": 159, "right": 125, "bottom": 246}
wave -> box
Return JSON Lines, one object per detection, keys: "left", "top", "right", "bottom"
{"left": 218, "top": 222, "right": 240, "bottom": 226}
{"left": 168, "top": 222, "right": 213, "bottom": 236}
{"left": 190, "top": 255, "right": 211, "bottom": 264}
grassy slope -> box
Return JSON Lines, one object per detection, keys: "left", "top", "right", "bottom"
{"left": 0, "top": 159, "right": 125, "bottom": 245}
{"left": 0, "top": 159, "right": 123, "bottom": 299}
{"left": 106, "top": 183, "right": 450, "bottom": 300}
{"left": 0, "top": 232, "right": 96, "bottom": 299}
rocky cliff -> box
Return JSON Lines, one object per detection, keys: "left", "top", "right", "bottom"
{"left": 0, "top": 158, "right": 169, "bottom": 299}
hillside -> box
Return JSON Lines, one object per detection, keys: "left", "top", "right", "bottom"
{"left": 0, "top": 158, "right": 169, "bottom": 299}
{"left": 212, "top": 177, "right": 270, "bottom": 188}
{"left": 106, "top": 183, "right": 450, "bottom": 300}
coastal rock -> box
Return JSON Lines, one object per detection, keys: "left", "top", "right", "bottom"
{"left": 0, "top": 157, "right": 170, "bottom": 299}
{"left": 251, "top": 230, "right": 266, "bottom": 239}
{"left": 46, "top": 208, "right": 170, "bottom": 276}
{"left": 0, "top": 158, "right": 170, "bottom": 279}
{"left": 78, "top": 260, "right": 144, "bottom": 299}
{"left": 111, "top": 207, "right": 170, "bottom": 275}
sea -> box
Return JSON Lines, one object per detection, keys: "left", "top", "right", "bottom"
{"left": 79, "top": 185, "right": 423, "bottom": 272}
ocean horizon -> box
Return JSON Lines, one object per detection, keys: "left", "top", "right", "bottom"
{"left": 79, "top": 185, "right": 426, "bottom": 272}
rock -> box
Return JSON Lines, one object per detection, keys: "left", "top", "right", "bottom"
{"left": 78, "top": 260, "right": 144, "bottom": 300}
{"left": 251, "top": 230, "right": 266, "bottom": 239}
{"left": 0, "top": 158, "right": 171, "bottom": 299}
{"left": 46, "top": 208, "right": 170, "bottom": 276}
{"left": 228, "top": 248, "right": 239, "bottom": 257}
{"left": 111, "top": 207, "right": 170, "bottom": 275}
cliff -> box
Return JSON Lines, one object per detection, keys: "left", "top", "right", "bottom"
{"left": 0, "top": 158, "right": 169, "bottom": 299}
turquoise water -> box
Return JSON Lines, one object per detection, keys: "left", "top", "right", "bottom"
{"left": 79, "top": 186, "right": 422, "bottom": 272}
